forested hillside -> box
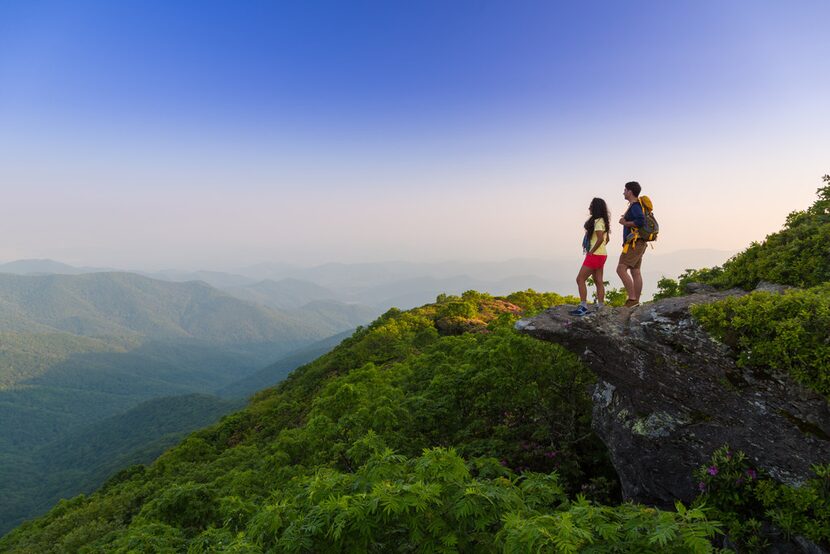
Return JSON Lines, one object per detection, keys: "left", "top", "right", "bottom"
{"left": 1, "top": 394, "right": 242, "bottom": 536}
{"left": 0, "top": 289, "right": 728, "bottom": 552}
{"left": 217, "top": 330, "right": 353, "bottom": 399}
{"left": 0, "top": 272, "right": 363, "bottom": 534}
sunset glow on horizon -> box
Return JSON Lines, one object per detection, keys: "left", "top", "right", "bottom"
{"left": 1, "top": 0, "right": 828, "bottom": 269}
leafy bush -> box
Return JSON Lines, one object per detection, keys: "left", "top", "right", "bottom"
{"left": 245, "top": 447, "right": 720, "bottom": 553}
{"left": 694, "top": 446, "right": 830, "bottom": 551}
{"left": 653, "top": 269, "right": 718, "bottom": 300}
{"left": 499, "top": 500, "right": 720, "bottom": 553}
{"left": 691, "top": 285, "right": 830, "bottom": 397}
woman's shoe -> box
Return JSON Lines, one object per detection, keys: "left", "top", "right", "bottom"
{"left": 623, "top": 299, "right": 640, "bottom": 308}
{"left": 569, "top": 305, "right": 590, "bottom": 316}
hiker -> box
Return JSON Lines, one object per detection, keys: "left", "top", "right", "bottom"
{"left": 616, "top": 181, "right": 647, "bottom": 307}
{"left": 569, "top": 197, "right": 610, "bottom": 316}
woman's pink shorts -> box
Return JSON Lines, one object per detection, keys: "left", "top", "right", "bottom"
{"left": 582, "top": 253, "right": 607, "bottom": 270}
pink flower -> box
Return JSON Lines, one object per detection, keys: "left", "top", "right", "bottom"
{"left": 708, "top": 466, "right": 718, "bottom": 476}
{"left": 746, "top": 469, "right": 757, "bottom": 480}
{"left": 698, "top": 481, "right": 707, "bottom": 491}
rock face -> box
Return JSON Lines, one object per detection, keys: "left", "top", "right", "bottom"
{"left": 516, "top": 289, "right": 830, "bottom": 507}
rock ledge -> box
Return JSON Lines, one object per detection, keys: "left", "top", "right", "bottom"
{"left": 516, "top": 289, "right": 830, "bottom": 506}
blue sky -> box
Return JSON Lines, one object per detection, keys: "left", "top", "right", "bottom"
{"left": 0, "top": 1, "right": 828, "bottom": 268}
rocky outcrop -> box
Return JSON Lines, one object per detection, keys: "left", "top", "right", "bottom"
{"left": 516, "top": 288, "right": 830, "bottom": 507}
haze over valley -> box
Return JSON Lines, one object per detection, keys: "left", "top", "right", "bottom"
{"left": 0, "top": 270, "right": 372, "bottom": 532}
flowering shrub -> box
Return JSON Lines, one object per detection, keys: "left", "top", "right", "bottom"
{"left": 694, "top": 446, "right": 830, "bottom": 551}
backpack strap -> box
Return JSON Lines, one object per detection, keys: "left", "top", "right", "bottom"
{"left": 622, "top": 202, "right": 643, "bottom": 253}
{"left": 622, "top": 231, "right": 639, "bottom": 253}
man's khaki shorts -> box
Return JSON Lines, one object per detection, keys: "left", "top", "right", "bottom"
{"left": 618, "top": 240, "right": 647, "bottom": 270}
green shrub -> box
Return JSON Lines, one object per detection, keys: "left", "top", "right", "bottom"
{"left": 139, "top": 482, "right": 218, "bottom": 531}
{"left": 694, "top": 446, "right": 830, "bottom": 551}
{"left": 244, "top": 447, "right": 721, "bottom": 553}
{"left": 692, "top": 285, "right": 830, "bottom": 397}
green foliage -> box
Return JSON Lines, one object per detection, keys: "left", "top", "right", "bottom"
{"left": 654, "top": 276, "right": 682, "bottom": 300}
{"left": 654, "top": 268, "right": 729, "bottom": 300}
{"left": 140, "top": 482, "right": 218, "bottom": 530}
{"left": 694, "top": 446, "right": 830, "bottom": 551}
{"left": 0, "top": 289, "right": 729, "bottom": 552}
{"left": 504, "top": 289, "right": 579, "bottom": 315}
{"left": 499, "top": 499, "right": 720, "bottom": 553}
{"left": 692, "top": 285, "right": 830, "bottom": 397}
{"left": 585, "top": 279, "right": 627, "bottom": 307}
{"left": 605, "top": 289, "right": 627, "bottom": 307}
{"left": 107, "top": 522, "right": 188, "bottom": 553}
{"left": 242, "top": 448, "right": 720, "bottom": 553}
{"left": 0, "top": 290, "right": 639, "bottom": 552}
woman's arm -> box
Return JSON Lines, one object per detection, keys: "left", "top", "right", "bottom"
{"left": 589, "top": 230, "right": 605, "bottom": 254}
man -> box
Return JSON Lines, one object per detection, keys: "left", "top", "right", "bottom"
{"left": 616, "top": 181, "right": 646, "bottom": 308}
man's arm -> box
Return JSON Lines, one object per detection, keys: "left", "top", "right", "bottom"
{"left": 620, "top": 203, "right": 646, "bottom": 228}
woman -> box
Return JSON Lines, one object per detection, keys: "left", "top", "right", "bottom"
{"left": 570, "top": 198, "right": 610, "bottom": 316}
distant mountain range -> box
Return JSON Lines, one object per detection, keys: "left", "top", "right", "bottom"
{"left": 225, "top": 278, "right": 340, "bottom": 310}
{"left": 0, "top": 272, "right": 324, "bottom": 343}
{"left": 0, "top": 271, "right": 370, "bottom": 534}
{"left": 0, "top": 249, "right": 737, "bottom": 310}
{"left": 0, "top": 259, "right": 115, "bottom": 275}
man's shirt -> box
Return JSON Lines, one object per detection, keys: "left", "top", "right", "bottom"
{"left": 622, "top": 201, "right": 646, "bottom": 244}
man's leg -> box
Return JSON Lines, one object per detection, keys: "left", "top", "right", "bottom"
{"left": 616, "top": 263, "right": 635, "bottom": 300}
{"left": 631, "top": 268, "right": 643, "bottom": 301}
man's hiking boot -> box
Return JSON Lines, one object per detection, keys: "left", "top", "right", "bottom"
{"left": 569, "top": 305, "right": 590, "bottom": 317}
{"left": 623, "top": 299, "right": 640, "bottom": 308}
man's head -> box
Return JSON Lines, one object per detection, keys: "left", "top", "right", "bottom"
{"left": 624, "top": 181, "right": 641, "bottom": 201}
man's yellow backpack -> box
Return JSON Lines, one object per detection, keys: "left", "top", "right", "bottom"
{"left": 637, "top": 196, "right": 659, "bottom": 241}
{"left": 623, "top": 196, "right": 659, "bottom": 253}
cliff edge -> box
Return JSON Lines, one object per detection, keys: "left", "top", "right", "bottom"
{"left": 516, "top": 287, "right": 830, "bottom": 507}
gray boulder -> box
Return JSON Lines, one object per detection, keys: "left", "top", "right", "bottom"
{"left": 515, "top": 289, "right": 830, "bottom": 507}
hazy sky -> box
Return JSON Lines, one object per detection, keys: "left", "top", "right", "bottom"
{"left": 1, "top": 0, "right": 828, "bottom": 270}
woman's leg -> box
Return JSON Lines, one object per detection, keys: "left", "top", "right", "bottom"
{"left": 592, "top": 267, "right": 605, "bottom": 304}
{"left": 576, "top": 265, "right": 593, "bottom": 303}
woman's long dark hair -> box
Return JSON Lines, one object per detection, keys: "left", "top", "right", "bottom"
{"left": 584, "top": 197, "right": 610, "bottom": 241}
